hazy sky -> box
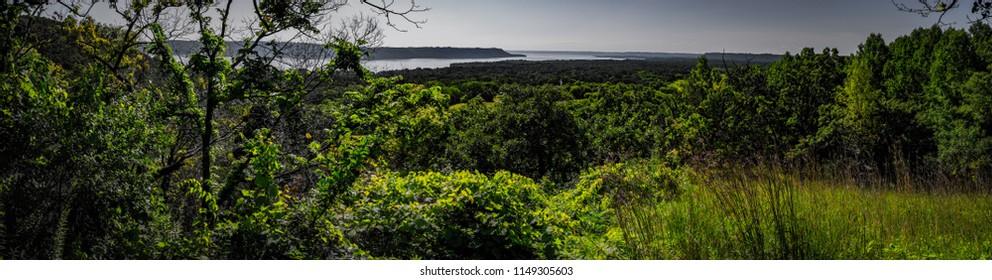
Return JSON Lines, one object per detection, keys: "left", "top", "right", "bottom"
{"left": 366, "top": 0, "right": 973, "bottom": 54}
{"left": 78, "top": 0, "right": 978, "bottom": 54}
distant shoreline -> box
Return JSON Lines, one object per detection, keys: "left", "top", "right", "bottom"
{"left": 163, "top": 40, "right": 525, "bottom": 60}
{"left": 161, "top": 40, "right": 782, "bottom": 63}
{"left": 368, "top": 47, "right": 525, "bottom": 60}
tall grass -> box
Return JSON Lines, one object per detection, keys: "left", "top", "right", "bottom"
{"left": 613, "top": 164, "right": 992, "bottom": 259}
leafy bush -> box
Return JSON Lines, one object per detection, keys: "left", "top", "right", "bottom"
{"left": 341, "top": 170, "right": 556, "bottom": 259}
{"left": 1, "top": 50, "right": 161, "bottom": 259}
{"left": 446, "top": 87, "right": 586, "bottom": 184}
{"left": 565, "top": 83, "right": 673, "bottom": 163}
{"left": 544, "top": 160, "right": 685, "bottom": 259}
{"left": 327, "top": 77, "right": 452, "bottom": 172}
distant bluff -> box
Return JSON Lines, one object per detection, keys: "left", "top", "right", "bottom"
{"left": 369, "top": 47, "right": 525, "bottom": 60}
{"left": 164, "top": 40, "right": 524, "bottom": 60}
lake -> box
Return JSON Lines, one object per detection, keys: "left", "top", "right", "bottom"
{"left": 362, "top": 51, "right": 619, "bottom": 72}
{"left": 175, "top": 50, "right": 703, "bottom": 72}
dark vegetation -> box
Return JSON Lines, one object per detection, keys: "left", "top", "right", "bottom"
{"left": 380, "top": 59, "right": 698, "bottom": 86}
{"left": 379, "top": 53, "right": 779, "bottom": 87}
{"left": 1, "top": 1, "right": 991, "bottom": 260}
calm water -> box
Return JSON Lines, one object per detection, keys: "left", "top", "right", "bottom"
{"left": 362, "top": 51, "right": 617, "bottom": 72}
{"left": 176, "top": 51, "right": 696, "bottom": 72}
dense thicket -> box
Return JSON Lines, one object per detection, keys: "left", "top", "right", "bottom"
{"left": 1, "top": 2, "right": 991, "bottom": 259}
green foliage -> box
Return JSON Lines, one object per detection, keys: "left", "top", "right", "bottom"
{"left": 540, "top": 171, "right": 626, "bottom": 259}
{"left": 4, "top": 2, "right": 992, "bottom": 260}
{"left": 338, "top": 78, "right": 451, "bottom": 171}
{"left": 813, "top": 26, "right": 992, "bottom": 173}
{"left": 817, "top": 34, "right": 890, "bottom": 160}
{"left": 327, "top": 39, "right": 372, "bottom": 80}
{"left": 213, "top": 130, "right": 331, "bottom": 259}
{"left": 161, "top": 129, "right": 363, "bottom": 260}
{"left": 767, "top": 47, "right": 846, "bottom": 156}
{"left": 566, "top": 83, "right": 672, "bottom": 163}
{"left": 0, "top": 50, "right": 160, "bottom": 259}
{"left": 311, "top": 129, "right": 372, "bottom": 204}
{"left": 342, "top": 170, "right": 555, "bottom": 259}
{"left": 547, "top": 160, "right": 685, "bottom": 259}
{"left": 447, "top": 87, "right": 586, "bottom": 184}
{"left": 972, "top": 23, "right": 992, "bottom": 69}
{"left": 381, "top": 59, "right": 696, "bottom": 86}
{"left": 917, "top": 28, "right": 991, "bottom": 173}
{"left": 928, "top": 71, "right": 992, "bottom": 172}
{"left": 664, "top": 57, "right": 782, "bottom": 160}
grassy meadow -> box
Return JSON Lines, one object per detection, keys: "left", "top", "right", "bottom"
{"left": 611, "top": 164, "right": 992, "bottom": 259}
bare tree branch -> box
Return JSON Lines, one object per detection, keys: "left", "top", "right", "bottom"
{"left": 893, "top": 0, "right": 992, "bottom": 24}
{"left": 333, "top": 12, "right": 385, "bottom": 48}
{"left": 894, "top": 0, "right": 959, "bottom": 25}
{"left": 359, "top": 0, "right": 429, "bottom": 32}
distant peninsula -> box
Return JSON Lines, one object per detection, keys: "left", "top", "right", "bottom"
{"left": 368, "top": 47, "right": 525, "bottom": 60}
{"left": 592, "top": 51, "right": 782, "bottom": 64}
{"left": 162, "top": 40, "right": 524, "bottom": 60}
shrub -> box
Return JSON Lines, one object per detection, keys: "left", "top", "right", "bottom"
{"left": 341, "top": 170, "right": 555, "bottom": 259}
{"left": 544, "top": 160, "right": 685, "bottom": 259}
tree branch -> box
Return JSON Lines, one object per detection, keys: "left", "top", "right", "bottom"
{"left": 359, "top": 0, "right": 429, "bottom": 32}
{"left": 892, "top": 0, "right": 992, "bottom": 24}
